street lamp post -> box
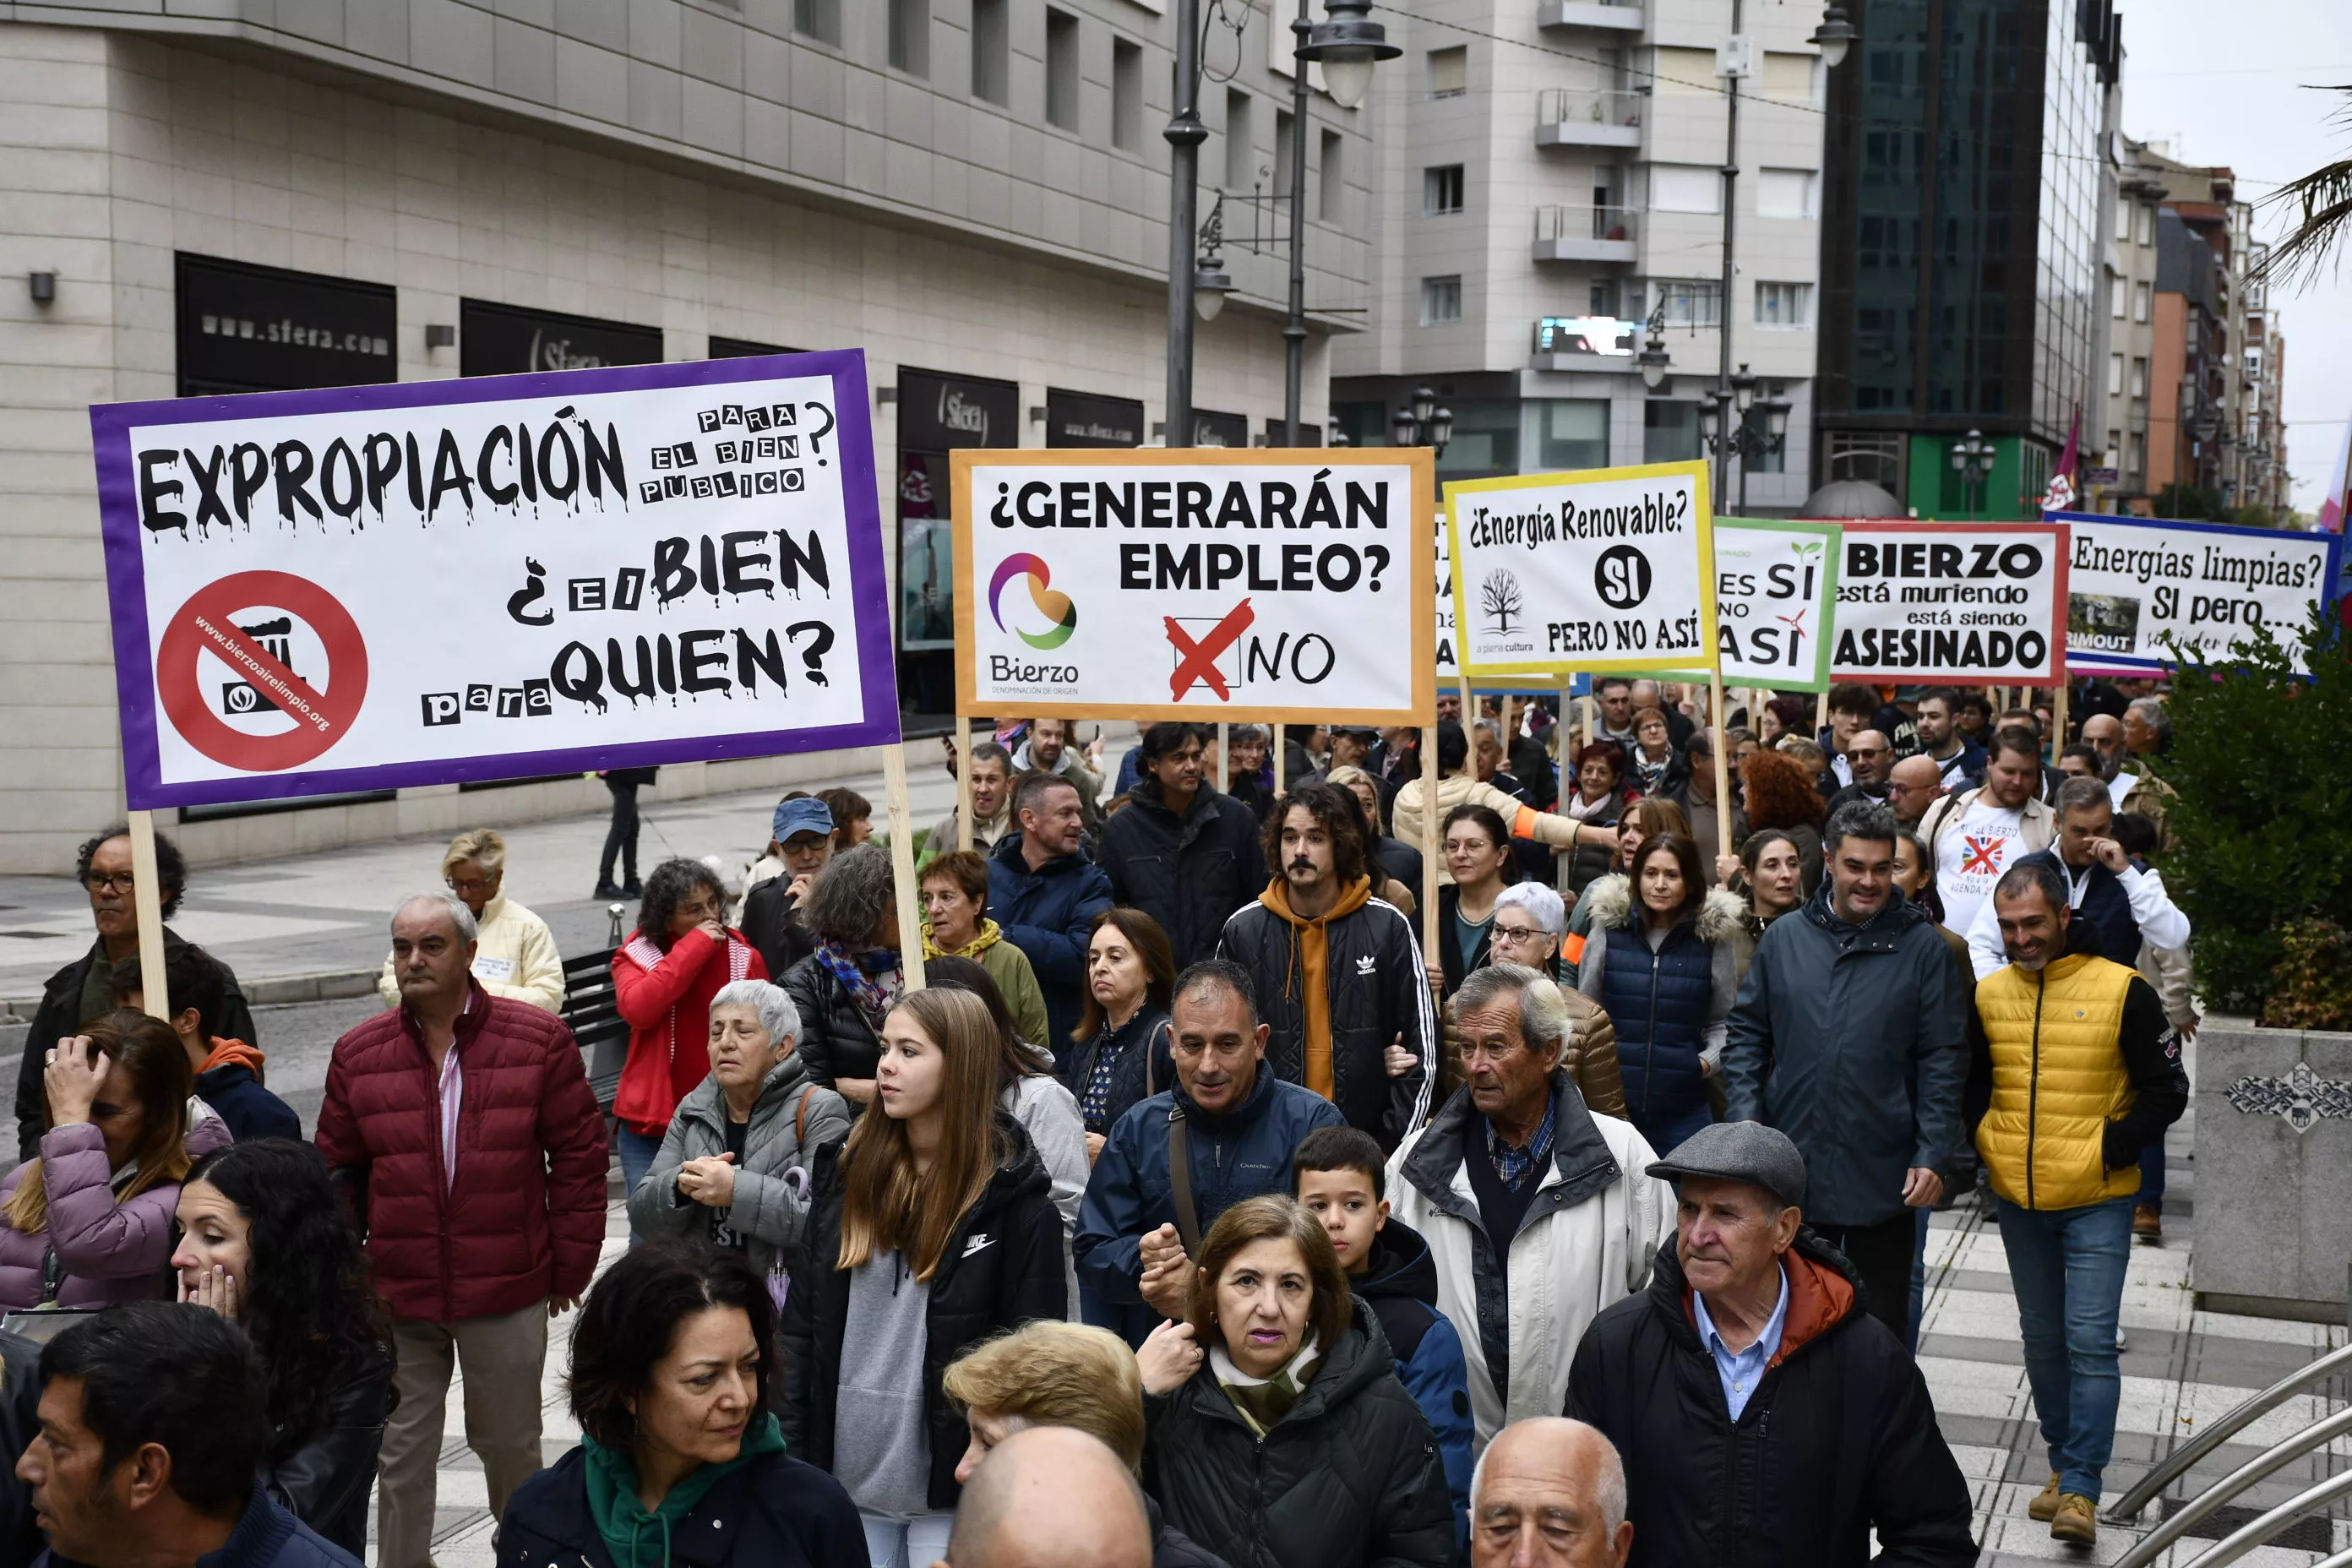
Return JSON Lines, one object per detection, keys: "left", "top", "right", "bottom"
{"left": 1695, "top": 363, "right": 1788, "bottom": 510}
{"left": 1950, "top": 428, "right": 1997, "bottom": 515}
{"left": 1289, "top": 0, "right": 1397, "bottom": 444}
{"left": 1163, "top": 0, "right": 1207, "bottom": 447}
{"left": 1392, "top": 384, "right": 1453, "bottom": 458}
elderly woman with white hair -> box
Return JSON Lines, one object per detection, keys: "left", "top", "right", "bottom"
{"left": 626, "top": 977, "right": 851, "bottom": 1275}
{"left": 375, "top": 828, "right": 563, "bottom": 1013}
{"left": 1436, "top": 883, "right": 1627, "bottom": 1119}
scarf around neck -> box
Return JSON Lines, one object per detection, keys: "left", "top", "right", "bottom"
{"left": 815, "top": 941, "right": 903, "bottom": 1033}
{"left": 920, "top": 917, "right": 1004, "bottom": 962}
{"left": 1257, "top": 876, "right": 1373, "bottom": 1100}
{"left": 583, "top": 1412, "right": 785, "bottom": 1568}
{"left": 1210, "top": 1333, "right": 1323, "bottom": 1438}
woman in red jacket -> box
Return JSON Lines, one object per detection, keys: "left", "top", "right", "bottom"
{"left": 612, "top": 858, "right": 765, "bottom": 1200}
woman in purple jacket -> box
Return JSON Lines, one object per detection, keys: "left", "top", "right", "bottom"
{"left": 0, "top": 1010, "right": 227, "bottom": 1309}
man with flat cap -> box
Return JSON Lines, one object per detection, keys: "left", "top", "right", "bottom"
{"left": 1565, "top": 1124, "right": 1978, "bottom": 1568}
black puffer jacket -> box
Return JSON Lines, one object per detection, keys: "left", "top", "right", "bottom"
{"left": 1100, "top": 781, "right": 1266, "bottom": 969}
{"left": 495, "top": 1442, "right": 868, "bottom": 1568}
{"left": 779, "top": 1114, "right": 1068, "bottom": 1510}
{"left": 1214, "top": 890, "right": 1435, "bottom": 1150}
{"left": 777, "top": 950, "right": 894, "bottom": 1091}
{"left": 741, "top": 876, "right": 819, "bottom": 982}
{"left": 1566, "top": 1232, "right": 1979, "bottom": 1568}
{"left": 1145, "top": 1296, "right": 1455, "bottom": 1568}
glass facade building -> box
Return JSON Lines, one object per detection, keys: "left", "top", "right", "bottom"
{"left": 1816, "top": 0, "right": 2117, "bottom": 515}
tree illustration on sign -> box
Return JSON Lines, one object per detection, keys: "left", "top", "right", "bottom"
{"left": 1481, "top": 569, "right": 1524, "bottom": 634}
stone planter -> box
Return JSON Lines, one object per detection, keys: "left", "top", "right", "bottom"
{"left": 2194, "top": 1020, "right": 2352, "bottom": 1322}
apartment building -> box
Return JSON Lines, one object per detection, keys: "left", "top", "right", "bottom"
{"left": 0, "top": 1, "right": 1376, "bottom": 871}
{"left": 1330, "top": 0, "right": 1827, "bottom": 513}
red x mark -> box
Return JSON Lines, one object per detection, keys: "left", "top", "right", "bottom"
{"left": 1163, "top": 600, "right": 1257, "bottom": 701}
{"left": 1960, "top": 835, "right": 2005, "bottom": 876}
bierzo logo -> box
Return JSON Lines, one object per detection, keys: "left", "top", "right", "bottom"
{"left": 988, "top": 554, "right": 1078, "bottom": 650}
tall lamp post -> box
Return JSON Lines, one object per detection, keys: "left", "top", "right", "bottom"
{"left": 1391, "top": 384, "right": 1454, "bottom": 458}
{"left": 1696, "top": 363, "right": 1790, "bottom": 511}
{"left": 1288, "top": 1, "right": 1396, "bottom": 444}
{"left": 1951, "top": 428, "right": 1997, "bottom": 516}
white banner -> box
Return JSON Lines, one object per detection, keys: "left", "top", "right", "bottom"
{"left": 953, "top": 450, "right": 1435, "bottom": 724}
{"left": 93, "top": 352, "right": 900, "bottom": 810}
{"left": 1444, "top": 460, "right": 1716, "bottom": 677}
{"left": 1831, "top": 521, "right": 2069, "bottom": 684}
{"left": 2052, "top": 511, "right": 2341, "bottom": 674}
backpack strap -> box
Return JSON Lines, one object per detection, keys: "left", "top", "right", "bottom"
{"left": 1167, "top": 1105, "right": 1203, "bottom": 1256}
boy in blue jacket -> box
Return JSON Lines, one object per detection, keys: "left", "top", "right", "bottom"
{"left": 1293, "top": 1125, "right": 1474, "bottom": 1544}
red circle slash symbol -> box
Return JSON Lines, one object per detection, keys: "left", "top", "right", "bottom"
{"left": 155, "top": 570, "right": 369, "bottom": 772}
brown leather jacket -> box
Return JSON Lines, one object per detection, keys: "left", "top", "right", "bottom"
{"left": 1440, "top": 983, "right": 1627, "bottom": 1119}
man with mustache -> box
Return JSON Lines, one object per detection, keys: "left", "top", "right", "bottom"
{"left": 1215, "top": 783, "right": 1436, "bottom": 1151}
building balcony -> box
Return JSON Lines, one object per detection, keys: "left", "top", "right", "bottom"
{"left": 1536, "top": 0, "right": 1647, "bottom": 30}
{"left": 1534, "top": 89, "right": 1645, "bottom": 150}
{"left": 1533, "top": 204, "right": 1639, "bottom": 264}
{"left": 1532, "top": 314, "right": 1646, "bottom": 371}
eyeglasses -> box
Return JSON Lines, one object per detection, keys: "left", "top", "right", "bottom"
{"left": 1492, "top": 923, "right": 1551, "bottom": 945}
{"left": 84, "top": 873, "right": 135, "bottom": 894}
{"left": 447, "top": 876, "right": 497, "bottom": 895}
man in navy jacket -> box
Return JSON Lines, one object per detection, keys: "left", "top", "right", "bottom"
{"left": 988, "top": 773, "right": 1114, "bottom": 1054}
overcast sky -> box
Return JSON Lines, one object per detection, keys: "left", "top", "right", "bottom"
{"left": 2121, "top": 0, "right": 2352, "bottom": 511}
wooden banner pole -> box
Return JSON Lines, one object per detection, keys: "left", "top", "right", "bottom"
{"left": 1814, "top": 689, "right": 1830, "bottom": 736}
{"left": 954, "top": 710, "right": 975, "bottom": 852}
{"left": 1707, "top": 668, "right": 1735, "bottom": 875}
{"left": 883, "top": 744, "right": 928, "bottom": 994}
{"left": 125, "top": 811, "right": 169, "bottom": 1022}
{"left": 1456, "top": 670, "right": 1473, "bottom": 730}
{"left": 1582, "top": 689, "right": 1596, "bottom": 746}
{"left": 2050, "top": 678, "right": 2070, "bottom": 762}
{"left": 1273, "top": 725, "right": 1287, "bottom": 795}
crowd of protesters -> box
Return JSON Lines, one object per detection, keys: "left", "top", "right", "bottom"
{"left": 0, "top": 672, "right": 2196, "bottom": 1566}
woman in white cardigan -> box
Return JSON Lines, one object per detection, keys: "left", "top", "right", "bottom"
{"left": 376, "top": 829, "right": 564, "bottom": 1013}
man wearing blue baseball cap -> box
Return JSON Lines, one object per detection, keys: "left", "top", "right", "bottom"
{"left": 741, "top": 794, "right": 834, "bottom": 978}
{"left": 1567, "top": 1123, "right": 1976, "bottom": 1568}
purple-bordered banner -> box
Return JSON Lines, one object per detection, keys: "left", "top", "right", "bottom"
{"left": 91, "top": 349, "right": 900, "bottom": 810}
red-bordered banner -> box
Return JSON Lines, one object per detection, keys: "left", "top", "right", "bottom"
{"left": 1829, "top": 520, "right": 2071, "bottom": 687}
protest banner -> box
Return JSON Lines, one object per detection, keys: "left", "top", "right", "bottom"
{"left": 2049, "top": 510, "right": 2341, "bottom": 675}
{"left": 1831, "top": 520, "right": 2069, "bottom": 686}
{"left": 1435, "top": 524, "right": 1588, "bottom": 698}
{"left": 1620, "top": 517, "right": 1841, "bottom": 691}
{"left": 93, "top": 351, "right": 919, "bottom": 991}
{"left": 1443, "top": 460, "right": 1715, "bottom": 678}
{"left": 952, "top": 449, "right": 1434, "bottom": 724}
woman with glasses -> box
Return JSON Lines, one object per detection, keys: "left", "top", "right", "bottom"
{"left": 376, "top": 829, "right": 563, "bottom": 1015}
{"left": 1430, "top": 805, "right": 1512, "bottom": 1000}
{"left": 1433, "top": 881, "right": 1624, "bottom": 1118}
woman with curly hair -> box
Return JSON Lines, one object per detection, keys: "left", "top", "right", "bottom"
{"left": 1738, "top": 748, "right": 1827, "bottom": 896}
{"left": 170, "top": 1137, "right": 396, "bottom": 1554}
{"left": 613, "top": 858, "right": 769, "bottom": 1195}
{"left": 781, "top": 844, "right": 905, "bottom": 1114}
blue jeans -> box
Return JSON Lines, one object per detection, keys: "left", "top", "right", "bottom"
{"left": 2137, "top": 1141, "right": 2166, "bottom": 1208}
{"left": 1995, "top": 1194, "right": 2137, "bottom": 1500}
{"left": 614, "top": 1124, "right": 664, "bottom": 1206}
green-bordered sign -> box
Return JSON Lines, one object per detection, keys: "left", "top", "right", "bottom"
{"left": 1622, "top": 517, "right": 1841, "bottom": 692}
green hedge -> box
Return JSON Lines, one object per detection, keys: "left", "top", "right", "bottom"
{"left": 2164, "top": 608, "right": 2352, "bottom": 1016}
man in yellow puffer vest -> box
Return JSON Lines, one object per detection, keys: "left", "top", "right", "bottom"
{"left": 1963, "top": 858, "right": 2185, "bottom": 1550}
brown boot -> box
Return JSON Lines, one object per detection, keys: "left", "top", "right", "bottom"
{"left": 2133, "top": 1204, "right": 2162, "bottom": 1240}
{"left": 2027, "top": 1472, "right": 2063, "bottom": 1522}
{"left": 2050, "top": 1493, "right": 2098, "bottom": 1545}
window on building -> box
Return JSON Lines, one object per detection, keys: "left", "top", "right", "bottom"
{"left": 1420, "top": 275, "right": 1462, "bottom": 325}
{"left": 888, "top": 0, "right": 928, "bottom": 74}
{"left": 2105, "top": 428, "right": 2121, "bottom": 466}
{"left": 1424, "top": 164, "right": 1464, "bottom": 215}
{"left": 2115, "top": 199, "right": 2132, "bottom": 244}
{"left": 1044, "top": 9, "right": 1080, "bottom": 129}
{"left": 1538, "top": 400, "right": 1610, "bottom": 469}
{"left": 2130, "top": 357, "right": 2148, "bottom": 398}
{"left": 1826, "top": 432, "right": 1903, "bottom": 491}
{"left": 1644, "top": 400, "right": 1701, "bottom": 463}
{"left": 972, "top": 0, "right": 1009, "bottom": 104}
{"left": 2136, "top": 204, "right": 2153, "bottom": 246}
{"left": 1755, "top": 281, "right": 1810, "bottom": 329}
{"left": 2110, "top": 276, "right": 2125, "bottom": 318}
{"left": 1225, "top": 90, "right": 1255, "bottom": 189}
{"left": 1756, "top": 167, "right": 1818, "bottom": 220}
{"left": 2128, "top": 430, "right": 2145, "bottom": 473}
{"left": 794, "top": 0, "right": 841, "bottom": 45}
{"left": 1652, "top": 46, "right": 1716, "bottom": 93}
{"left": 1652, "top": 279, "right": 1722, "bottom": 328}
{"left": 1649, "top": 164, "right": 1722, "bottom": 215}
{"left": 1112, "top": 39, "right": 1142, "bottom": 151}
{"left": 1429, "top": 46, "right": 1467, "bottom": 98}
{"left": 1319, "top": 130, "right": 1344, "bottom": 222}
{"left": 2132, "top": 280, "right": 2150, "bottom": 324}
{"left": 1588, "top": 279, "right": 1620, "bottom": 316}
{"left": 1275, "top": 110, "right": 1296, "bottom": 193}
{"left": 1436, "top": 400, "right": 1520, "bottom": 475}
{"left": 1760, "top": 51, "right": 1817, "bottom": 106}
{"left": 2108, "top": 353, "right": 2123, "bottom": 396}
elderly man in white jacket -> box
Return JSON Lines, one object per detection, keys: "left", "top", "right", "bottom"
{"left": 1386, "top": 961, "right": 1672, "bottom": 1452}
{"left": 377, "top": 829, "right": 564, "bottom": 1013}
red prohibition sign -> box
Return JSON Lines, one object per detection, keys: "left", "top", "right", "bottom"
{"left": 155, "top": 570, "right": 369, "bottom": 773}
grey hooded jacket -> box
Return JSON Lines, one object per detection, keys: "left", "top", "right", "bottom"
{"left": 628, "top": 1053, "right": 852, "bottom": 1276}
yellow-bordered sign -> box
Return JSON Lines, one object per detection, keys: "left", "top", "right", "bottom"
{"left": 1444, "top": 459, "right": 1717, "bottom": 679}
{"left": 953, "top": 448, "right": 1436, "bottom": 724}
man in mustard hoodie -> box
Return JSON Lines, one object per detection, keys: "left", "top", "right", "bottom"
{"left": 1216, "top": 782, "right": 1435, "bottom": 1151}
{"left": 1964, "top": 857, "right": 2184, "bottom": 1549}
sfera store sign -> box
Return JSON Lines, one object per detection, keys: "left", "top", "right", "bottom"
{"left": 174, "top": 254, "right": 398, "bottom": 395}
{"left": 1831, "top": 521, "right": 2069, "bottom": 683}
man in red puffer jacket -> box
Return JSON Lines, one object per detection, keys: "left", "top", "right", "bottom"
{"left": 316, "top": 890, "right": 607, "bottom": 1568}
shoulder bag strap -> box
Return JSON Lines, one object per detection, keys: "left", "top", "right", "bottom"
{"left": 795, "top": 1084, "right": 810, "bottom": 1150}
{"left": 1166, "top": 1106, "right": 1203, "bottom": 1256}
